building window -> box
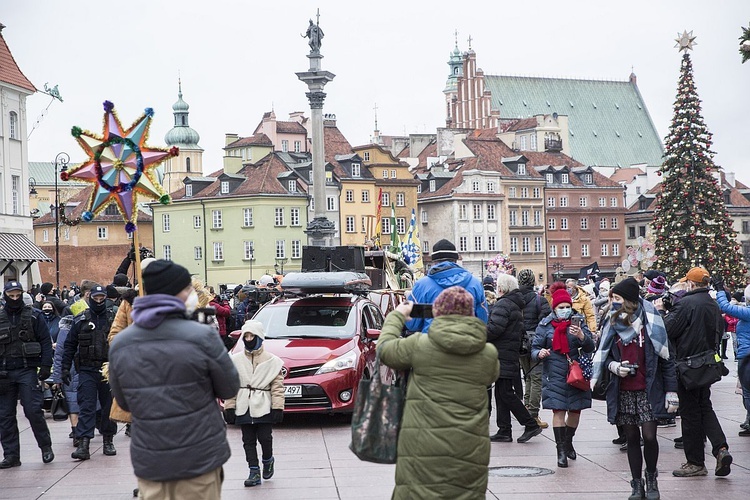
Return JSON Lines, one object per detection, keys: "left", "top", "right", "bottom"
{"left": 397, "top": 217, "right": 406, "bottom": 234}
{"left": 429, "top": 180, "right": 436, "bottom": 192}
{"left": 561, "top": 218, "right": 568, "bottom": 230}
{"left": 638, "top": 226, "right": 647, "bottom": 237}
{"left": 509, "top": 210, "right": 518, "bottom": 226}
{"left": 487, "top": 204, "right": 496, "bottom": 220}
{"left": 611, "top": 197, "right": 618, "bottom": 207}
{"left": 162, "top": 214, "right": 170, "bottom": 232}
{"left": 417, "top": 184, "right": 422, "bottom": 194}
{"left": 9, "top": 111, "right": 18, "bottom": 139}
{"left": 522, "top": 237, "right": 530, "bottom": 252}
{"left": 292, "top": 240, "right": 301, "bottom": 259}
{"left": 421, "top": 210, "right": 428, "bottom": 224}
{"left": 531, "top": 134, "right": 538, "bottom": 150}
{"left": 601, "top": 244, "right": 609, "bottom": 257}
{"left": 213, "top": 242, "right": 224, "bottom": 261}
{"left": 582, "top": 244, "right": 590, "bottom": 257}
{"left": 636, "top": 186, "right": 642, "bottom": 195}
{"left": 533, "top": 187, "right": 541, "bottom": 198}
{"left": 281, "top": 140, "right": 289, "bottom": 152}
{"left": 361, "top": 216, "right": 367, "bottom": 233}
{"left": 473, "top": 204, "right": 482, "bottom": 220}
{"left": 382, "top": 169, "right": 388, "bottom": 179}
{"left": 42, "top": 229, "right": 49, "bottom": 242}
{"left": 487, "top": 181, "right": 496, "bottom": 193}
{"left": 459, "top": 236, "right": 468, "bottom": 252}
{"left": 743, "top": 221, "right": 750, "bottom": 234}
{"left": 244, "top": 241, "right": 254, "bottom": 260}
{"left": 459, "top": 204, "right": 468, "bottom": 220}
{"left": 345, "top": 216, "right": 355, "bottom": 233}
{"left": 380, "top": 217, "right": 390, "bottom": 235}
{"left": 351, "top": 163, "right": 361, "bottom": 177}
{"left": 11, "top": 176, "right": 19, "bottom": 214}
{"left": 346, "top": 190, "right": 354, "bottom": 202}
{"left": 391, "top": 193, "right": 402, "bottom": 208}
{"left": 518, "top": 163, "right": 527, "bottom": 176}
{"left": 579, "top": 196, "right": 587, "bottom": 207}
{"left": 391, "top": 169, "right": 397, "bottom": 178}
{"left": 562, "top": 244, "right": 569, "bottom": 257}
{"left": 294, "top": 141, "right": 301, "bottom": 153}
{"left": 584, "top": 173, "right": 593, "bottom": 184}
{"left": 97, "top": 227, "right": 108, "bottom": 240}
{"left": 560, "top": 196, "right": 568, "bottom": 207}
{"left": 288, "top": 180, "right": 297, "bottom": 192}
{"left": 363, "top": 152, "right": 370, "bottom": 161}
{"left": 472, "top": 180, "right": 481, "bottom": 192}
{"left": 381, "top": 192, "right": 389, "bottom": 207}
{"left": 628, "top": 227, "right": 636, "bottom": 239}
{"left": 611, "top": 217, "right": 619, "bottom": 229}
{"left": 474, "top": 236, "right": 482, "bottom": 251}
{"left": 326, "top": 171, "right": 333, "bottom": 183}
{"left": 521, "top": 187, "right": 529, "bottom": 198}
{"left": 509, "top": 187, "right": 517, "bottom": 198}
{"left": 423, "top": 241, "right": 430, "bottom": 253}
{"left": 521, "top": 210, "right": 529, "bottom": 226}
{"left": 194, "top": 246, "right": 202, "bottom": 260}
{"left": 163, "top": 245, "right": 172, "bottom": 260}
{"left": 488, "top": 236, "right": 497, "bottom": 251}
{"left": 561, "top": 173, "right": 569, "bottom": 184}
{"left": 510, "top": 237, "right": 519, "bottom": 252}
{"left": 290, "top": 207, "right": 300, "bottom": 226}
{"left": 326, "top": 196, "right": 336, "bottom": 211}
{"left": 550, "top": 244, "right": 558, "bottom": 257}
{"left": 362, "top": 190, "right": 370, "bottom": 203}
{"left": 599, "top": 197, "right": 606, "bottom": 207}
{"left": 275, "top": 240, "right": 286, "bottom": 259}
{"left": 548, "top": 218, "right": 556, "bottom": 230}
{"left": 212, "top": 210, "right": 222, "bottom": 229}
{"left": 581, "top": 218, "right": 589, "bottom": 230}
{"left": 185, "top": 184, "right": 193, "bottom": 197}
{"left": 535, "top": 236, "right": 543, "bottom": 252}
{"left": 600, "top": 217, "right": 607, "bottom": 229}
{"left": 243, "top": 208, "right": 253, "bottom": 227}
{"left": 272, "top": 208, "right": 283, "bottom": 226}
{"left": 220, "top": 181, "right": 229, "bottom": 194}
{"left": 613, "top": 243, "right": 620, "bottom": 256}
{"left": 547, "top": 196, "right": 555, "bottom": 208}
{"left": 546, "top": 173, "right": 553, "bottom": 183}
{"left": 64, "top": 227, "right": 70, "bottom": 241}
{"left": 534, "top": 210, "right": 541, "bottom": 226}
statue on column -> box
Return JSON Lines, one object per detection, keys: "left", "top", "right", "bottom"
{"left": 302, "top": 19, "right": 324, "bottom": 53}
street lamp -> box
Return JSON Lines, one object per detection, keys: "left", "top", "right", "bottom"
{"left": 274, "top": 258, "right": 288, "bottom": 275}
{"left": 53, "top": 152, "right": 69, "bottom": 290}
{"left": 552, "top": 262, "right": 565, "bottom": 282}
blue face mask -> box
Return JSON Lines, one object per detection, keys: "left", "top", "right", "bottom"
{"left": 243, "top": 336, "right": 263, "bottom": 352}
{"left": 610, "top": 301, "right": 623, "bottom": 311}
{"left": 555, "top": 307, "right": 572, "bottom": 319}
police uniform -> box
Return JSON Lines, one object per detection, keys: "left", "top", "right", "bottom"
{"left": 61, "top": 285, "right": 117, "bottom": 460}
{"left": 0, "top": 281, "right": 54, "bottom": 468}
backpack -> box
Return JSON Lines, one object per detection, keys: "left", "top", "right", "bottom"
{"left": 520, "top": 294, "right": 543, "bottom": 354}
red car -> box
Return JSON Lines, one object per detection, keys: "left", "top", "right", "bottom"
{"left": 231, "top": 294, "right": 387, "bottom": 414}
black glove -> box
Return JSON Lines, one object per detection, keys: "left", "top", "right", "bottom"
{"left": 271, "top": 409, "right": 284, "bottom": 424}
{"left": 223, "top": 408, "right": 236, "bottom": 425}
{"left": 38, "top": 366, "right": 51, "bottom": 382}
{"left": 713, "top": 280, "right": 725, "bottom": 293}
{"left": 61, "top": 370, "right": 72, "bottom": 386}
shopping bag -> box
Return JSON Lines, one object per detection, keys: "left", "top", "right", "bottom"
{"left": 566, "top": 355, "right": 590, "bottom": 391}
{"left": 51, "top": 388, "right": 69, "bottom": 421}
{"left": 349, "top": 356, "right": 405, "bottom": 464}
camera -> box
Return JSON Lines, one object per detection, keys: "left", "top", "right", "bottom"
{"left": 661, "top": 291, "right": 675, "bottom": 311}
{"left": 627, "top": 363, "right": 639, "bottom": 377}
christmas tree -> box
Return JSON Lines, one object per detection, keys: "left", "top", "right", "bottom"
{"left": 653, "top": 31, "right": 746, "bottom": 286}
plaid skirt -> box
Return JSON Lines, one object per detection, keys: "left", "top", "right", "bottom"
{"left": 615, "top": 390, "right": 654, "bottom": 426}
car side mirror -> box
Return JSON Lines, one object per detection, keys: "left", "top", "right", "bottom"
{"left": 365, "top": 328, "right": 381, "bottom": 340}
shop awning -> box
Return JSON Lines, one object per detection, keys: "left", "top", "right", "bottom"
{"left": 0, "top": 232, "right": 52, "bottom": 275}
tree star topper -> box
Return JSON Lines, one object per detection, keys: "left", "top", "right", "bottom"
{"left": 67, "top": 101, "right": 178, "bottom": 232}
{"left": 675, "top": 30, "right": 697, "bottom": 52}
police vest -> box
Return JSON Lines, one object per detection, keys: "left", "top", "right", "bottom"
{"left": 75, "top": 309, "right": 114, "bottom": 368}
{"left": 0, "top": 306, "right": 41, "bottom": 361}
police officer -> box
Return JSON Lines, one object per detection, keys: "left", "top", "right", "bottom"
{"left": 62, "top": 284, "right": 117, "bottom": 460}
{"left": 0, "top": 281, "right": 54, "bottom": 468}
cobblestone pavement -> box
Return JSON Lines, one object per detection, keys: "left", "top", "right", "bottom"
{"left": 2, "top": 355, "right": 748, "bottom": 499}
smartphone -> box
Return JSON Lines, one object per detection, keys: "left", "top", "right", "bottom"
{"left": 410, "top": 303, "right": 433, "bottom": 318}
{"left": 571, "top": 317, "right": 581, "bottom": 328}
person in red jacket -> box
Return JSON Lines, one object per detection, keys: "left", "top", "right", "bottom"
{"left": 208, "top": 287, "right": 233, "bottom": 350}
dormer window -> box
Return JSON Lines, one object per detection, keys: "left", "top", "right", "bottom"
{"left": 185, "top": 184, "right": 193, "bottom": 197}
{"left": 220, "top": 181, "right": 229, "bottom": 194}
{"left": 639, "top": 199, "right": 648, "bottom": 210}
{"left": 351, "top": 163, "right": 361, "bottom": 177}
{"left": 546, "top": 173, "right": 553, "bottom": 184}
{"left": 363, "top": 152, "right": 370, "bottom": 161}
{"left": 429, "top": 180, "right": 436, "bottom": 192}
{"left": 472, "top": 180, "right": 481, "bottom": 192}
{"left": 518, "top": 163, "right": 527, "bottom": 176}
{"left": 724, "top": 191, "right": 731, "bottom": 204}
{"left": 288, "top": 180, "right": 297, "bottom": 193}
{"left": 561, "top": 173, "right": 569, "bottom": 184}
{"left": 584, "top": 173, "right": 593, "bottom": 184}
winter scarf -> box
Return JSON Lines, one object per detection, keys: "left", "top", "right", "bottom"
{"left": 551, "top": 318, "right": 571, "bottom": 354}
{"left": 591, "top": 300, "right": 670, "bottom": 387}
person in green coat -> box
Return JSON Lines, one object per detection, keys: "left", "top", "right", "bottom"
{"left": 378, "top": 286, "right": 500, "bottom": 500}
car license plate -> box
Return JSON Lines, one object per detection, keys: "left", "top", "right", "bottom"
{"left": 284, "top": 385, "right": 302, "bottom": 398}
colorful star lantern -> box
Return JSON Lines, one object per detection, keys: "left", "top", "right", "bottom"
{"left": 67, "top": 100, "right": 178, "bottom": 232}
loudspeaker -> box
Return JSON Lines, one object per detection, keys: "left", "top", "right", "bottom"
{"left": 302, "top": 246, "right": 329, "bottom": 272}
{"left": 302, "top": 246, "right": 365, "bottom": 273}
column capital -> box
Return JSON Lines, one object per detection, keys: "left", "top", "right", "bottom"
{"left": 306, "top": 91, "right": 327, "bottom": 109}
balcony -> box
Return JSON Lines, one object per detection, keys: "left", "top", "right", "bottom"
{"left": 544, "top": 138, "right": 563, "bottom": 153}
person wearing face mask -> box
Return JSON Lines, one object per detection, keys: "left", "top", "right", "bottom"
{"left": 61, "top": 284, "right": 118, "bottom": 461}
{"left": 107, "top": 260, "right": 240, "bottom": 500}
{"left": 532, "top": 283, "right": 595, "bottom": 468}
{"left": 223, "top": 320, "right": 284, "bottom": 487}
{"left": 40, "top": 303, "right": 61, "bottom": 345}
{"left": 0, "top": 281, "right": 55, "bottom": 468}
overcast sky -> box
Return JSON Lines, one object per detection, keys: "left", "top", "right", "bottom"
{"left": 5, "top": 1, "right": 750, "bottom": 184}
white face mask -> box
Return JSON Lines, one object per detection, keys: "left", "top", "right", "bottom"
{"left": 185, "top": 290, "right": 199, "bottom": 315}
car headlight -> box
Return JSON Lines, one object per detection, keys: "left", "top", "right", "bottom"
{"left": 315, "top": 349, "right": 357, "bottom": 375}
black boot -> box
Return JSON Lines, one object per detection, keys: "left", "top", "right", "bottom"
{"left": 741, "top": 414, "right": 750, "bottom": 430}
{"left": 565, "top": 425, "right": 577, "bottom": 460}
{"left": 553, "top": 427, "right": 568, "bottom": 468}
{"left": 41, "top": 446, "right": 55, "bottom": 464}
{"left": 71, "top": 437, "right": 90, "bottom": 460}
{"left": 103, "top": 435, "right": 116, "bottom": 456}
{"left": 629, "top": 477, "right": 645, "bottom": 500}
{"left": 645, "top": 470, "right": 660, "bottom": 500}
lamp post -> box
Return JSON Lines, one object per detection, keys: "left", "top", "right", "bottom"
{"left": 552, "top": 262, "right": 565, "bottom": 282}
{"left": 275, "top": 258, "right": 288, "bottom": 275}
{"left": 53, "top": 152, "right": 70, "bottom": 290}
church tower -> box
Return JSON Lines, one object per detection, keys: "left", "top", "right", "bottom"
{"left": 163, "top": 79, "right": 203, "bottom": 194}
{"left": 443, "top": 35, "right": 463, "bottom": 127}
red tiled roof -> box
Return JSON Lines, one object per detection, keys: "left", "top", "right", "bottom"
{"left": 397, "top": 145, "right": 410, "bottom": 157}
{"left": 225, "top": 133, "right": 273, "bottom": 149}
{"left": 505, "top": 117, "right": 537, "bottom": 132}
{"left": 34, "top": 186, "right": 152, "bottom": 225}
{"left": 610, "top": 167, "right": 646, "bottom": 184}
{"left": 276, "top": 121, "right": 307, "bottom": 134}
{"left": 0, "top": 31, "right": 35, "bottom": 92}
{"left": 630, "top": 175, "right": 750, "bottom": 211}
{"left": 323, "top": 125, "right": 354, "bottom": 178}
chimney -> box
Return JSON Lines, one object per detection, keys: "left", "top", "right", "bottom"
{"left": 726, "top": 171, "right": 736, "bottom": 188}
{"left": 289, "top": 111, "right": 306, "bottom": 123}
{"left": 323, "top": 113, "right": 337, "bottom": 127}
{"left": 224, "top": 133, "right": 239, "bottom": 147}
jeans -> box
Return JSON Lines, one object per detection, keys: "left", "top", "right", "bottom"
{"left": 76, "top": 369, "right": 117, "bottom": 439}
{"left": 739, "top": 357, "right": 750, "bottom": 412}
{"left": 494, "top": 378, "right": 536, "bottom": 436}
{"left": 520, "top": 354, "right": 543, "bottom": 417}
{"left": 0, "top": 367, "right": 51, "bottom": 459}
{"left": 241, "top": 423, "right": 273, "bottom": 467}
{"left": 676, "top": 378, "right": 728, "bottom": 466}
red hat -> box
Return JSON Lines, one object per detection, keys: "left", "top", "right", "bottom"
{"left": 552, "top": 288, "right": 572, "bottom": 309}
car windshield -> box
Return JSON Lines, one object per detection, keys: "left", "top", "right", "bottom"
{"left": 254, "top": 303, "right": 355, "bottom": 339}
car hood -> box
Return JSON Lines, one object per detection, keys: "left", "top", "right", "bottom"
{"left": 263, "top": 337, "right": 357, "bottom": 365}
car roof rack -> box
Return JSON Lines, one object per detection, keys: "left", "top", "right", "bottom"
{"left": 280, "top": 271, "right": 371, "bottom": 295}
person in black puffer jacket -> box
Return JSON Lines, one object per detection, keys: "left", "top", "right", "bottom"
{"left": 487, "top": 273, "right": 543, "bottom": 444}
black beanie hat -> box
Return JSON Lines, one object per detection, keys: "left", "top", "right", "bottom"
{"left": 113, "top": 273, "right": 130, "bottom": 287}
{"left": 611, "top": 277, "right": 640, "bottom": 304}
{"left": 431, "top": 239, "right": 459, "bottom": 261}
{"left": 142, "top": 260, "right": 192, "bottom": 296}
{"left": 40, "top": 282, "right": 54, "bottom": 295}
